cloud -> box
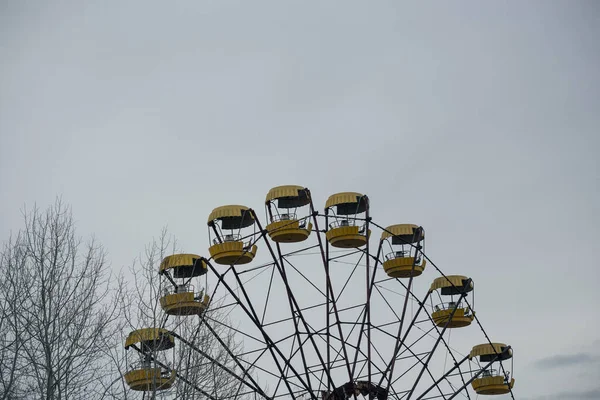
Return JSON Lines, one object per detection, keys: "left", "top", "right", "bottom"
{"left": 523, "top": 388, "right": 600, "bottom": 400}
{"left": 533, "top": 353, "right": 600, "bottom": 369}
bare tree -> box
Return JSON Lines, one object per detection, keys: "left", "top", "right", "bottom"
{"left": 0, "top": 234, "right": 28, "bottom": 400}
{"left": 116, "top": 229, "right": 252, "bottom": 400}
{"left": 1, "top": 200, "right": 251, "bottom": 400}
{"left": 0, "top": 199, "right": 122, "bottom": 400}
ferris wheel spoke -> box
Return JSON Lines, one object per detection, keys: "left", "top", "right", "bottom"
{"left": 123, "top": 189, "right": 516, "bottom": 400}
{"left": 415, "top": 319, "right": 471, "bottom": 400}
{"left": 393, "top": 328, "right": 436, "bottom": 362}
{"left": 235, "top": 347, "right": 304, "bottom": 390}
{"left": 405, "top": 280, "right": 472, "bottom": 400}
{"left": 324, "top": 255, "right": 358, "bottom": 384}
{"left": 377, "top": 284, "right": 431, "bottom": 391}
{"left": 322, "top": 319, "right": 390, "bottom": 385}
{"left": 204, "top": 314, "right": 265, "bottom": 345}
{"left": 388, "top": 352, "right": 432, "bottom": 399}
{"left": 272, "top": 328, "right": 301, "bottom": 397}
{"left": 437, "top": 346, "right": 512, "bottom": 400}
{"left": 261, "top": 301, "right": 328, "bottom": 328}
{"left": 306, "top": 321, "right": 373, "bottom": 396}
{"left": 393, "top": 347, "right": 447, "bottom": 400}
{"left": 350, "top": 241, "right": 382, "bottom": 380}
{"left": 267, "top": 321, "right": 328, "bottom": 396}
{"left": 278, "top": 331, "right": 330, "bottom": 399}
{"left": 171, "top": 325, "right": 269, "bottom": 399}
{"left": 308, "top": 202, "right": 355, "bottom": 386}
{"left": 175, "top": 368, "right": 223, "bottom": 399}
{"left": 416, "top": 254, "right": 510, "bottom": 385}
{"left": 363, "top": 330, "right": 391, "bottom": 373}
{"left": 363, "top": 208, "right": 373, "bottom": 389}
{"left": 237, "top": 345, "right": 270, "bottom": 361}
{"left": 274, "top": 241, "right": 316, "bottom": 395}
{"left": 322, "top": 305, "right": 365, "bottom": 372}
{"left": 198, "top": 318, "right": 271, "bottom": 383}
{"left": 131, "top": 342, "right": 221, "bottom": 400}
{"left": 308, "top": 199, "right": 336, "bottom": 382}
{"left": 364, "top": 261, "right": 386, "bottom": 386}
{"left": 375, "top": 282, "right": 410, "bottom": 319}
{"left": 261, "top": 330, "right": 320, "bottom": 391}
{"left": 384, "top": 273, "right": 473, "bottom": 398}
{"left": 252, "top": 209, "right": 342, "bottom": 395}
{"left": 423, "top": 266, "right": 515, "bottom": 400}
{"left": 282, "top": 256, "right": 327, "bottom": 297}
{"left": 260, "top": 263, "right": 277, "bottom": 325}
{"left": 328, "top": 248, "right": 365, "bottom": 261}
{"left": 231, "top": 266, "right": 315, "bottom": 399}
{"left": 206, "top": 259, "right": 313, "bottom": 399}
{"left": 331, "top": 303, "right": 399, "bottom": 383}
{"left": 411, "top": 355, "right": 467, "bottom": 400}
{"left": 331, "top": 252, "right": 365, "bottom": 304}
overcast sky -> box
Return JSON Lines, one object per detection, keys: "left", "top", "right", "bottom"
{"left": 1, "top": 1, "right": 599, "bottom": 399}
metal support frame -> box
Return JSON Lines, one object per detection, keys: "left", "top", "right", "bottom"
{"left": 414, "top": 355, "right": 469, "bottom": 400}
{"left": 126, "top": 197, "right": 515, "bottom": 400}
{"left": 405, "top": 279, "right": 472, "bottom": 400}
{"left": 170, "top": 326, "right": 270, "bottom": 399}
{"left": 129, "top": 343, "right": 219, "bottom": 400}
{"left": 444, "top": 347, "right": 512, "bottom": 400}
{"left": 315, "top": 197, "right": 355, "bottom": 384}
{"left": 251, "top": 205, "right": 338, "bottom": 397}
{"left": 205, "top": 259, "right": 311, "bottom": 399}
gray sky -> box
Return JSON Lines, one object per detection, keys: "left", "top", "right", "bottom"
{"left": 1, "top": 1, "right": 599, "bottom": 399}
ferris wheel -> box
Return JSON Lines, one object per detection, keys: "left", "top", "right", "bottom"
{"left": 123, "top": 186, "right": 516, "bottom": 400}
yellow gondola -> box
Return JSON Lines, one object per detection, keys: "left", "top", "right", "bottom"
{"left": 159, "top": 254, "right": 210, "bottom": 315}
{"left": 380, "top": 224, "right": 426, "bottom": 278}
{"left": 208, "top": 205, "right": 258, "bottom": 265}
{"left": 325, "top": 192, "right": 371, "bottom": 248}
{"left": 265, "top": 185, "right": 313, "bottom": 243}
{"left": 470, "top": 343, "right": 515, "bottom": 395}
{"left": 429, "top": 275, "right": 475, "bottom": 328}
{"left": 124, "top": 328, "right": 176, "bottom": 391}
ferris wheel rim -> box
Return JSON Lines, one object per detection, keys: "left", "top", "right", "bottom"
{"left": 124, "top": 187, "right": 515, "bottom": 400}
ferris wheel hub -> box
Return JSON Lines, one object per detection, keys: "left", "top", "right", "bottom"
{"left": 321, "top": 381, "right": 388, "bottom": 400}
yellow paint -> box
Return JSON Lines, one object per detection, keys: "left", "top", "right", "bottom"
{"left": 430, "top": 275, "right": 474, "bottom": 292}
{"left": 125, "top": 328, "right": 174, "bottom": 349}
{"left": 380, "top": 224, "right": 424, "bottom": 242}
{"left": 326, "top": 226, "right": 370, "bottom": 248}
{"left": 325, "top": 192, "right": 365, "bottom": 209}
{"left": 159, "top": 253, "right": 205, "bottom": 273}
{"left": 265, "top": 185, "right": 308, "bottom": 204}
{"left": 266, "top": 220, "right": 312, "bottom": 243}
{"left": 472, "top": 376, "right": 515, "bottom": 395}
{"left": 207, "top": 205, "right": 253, "bottom": 223}
{"left": 470, "top": 343, "right": 512, "bottom": 359}
{"left": 383, "top": 257, "right": 426, "bottom": 278}
{"left": 431, "top": 308, "right": 474, "bottom": 328}
{"left": 124, "top": 368, "right": 176, "bottom": 391}
{"left": 159, "top": 292, "right": 210, "bottom": 316}
{"left": 209, "top": 241, "right": 258, "bottom": 265}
